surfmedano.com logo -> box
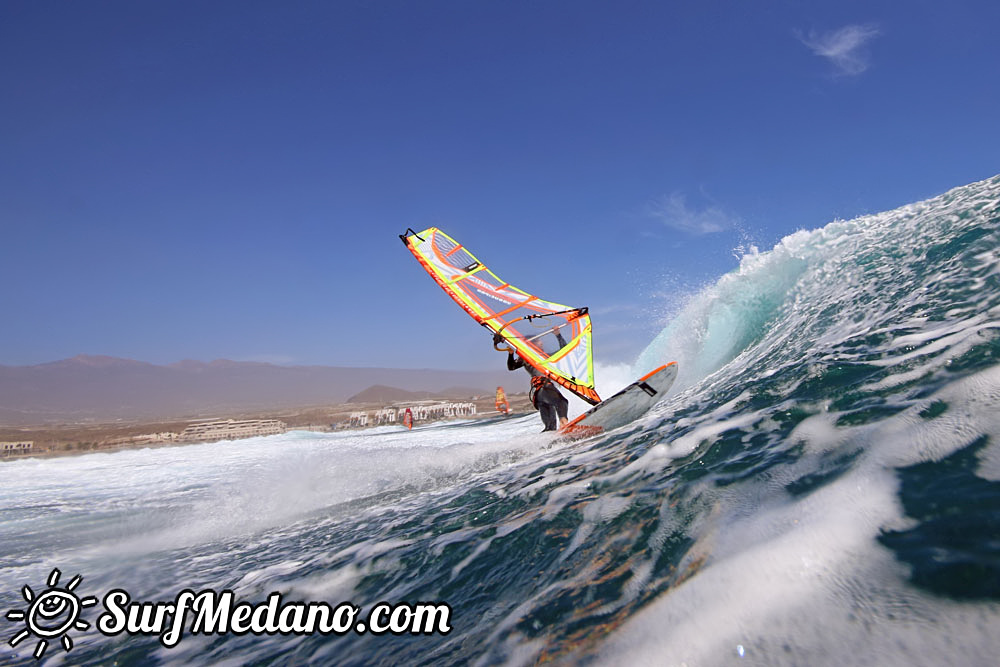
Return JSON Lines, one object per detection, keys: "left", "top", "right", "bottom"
{"left": 6, "top": 567, "right": 452, "bottom": 660}
{"left": 5, "top": 568, "right": 97, "bottom": 660}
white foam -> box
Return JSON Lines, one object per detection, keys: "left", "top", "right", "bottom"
{"left": 0, "top": 415, "right": 544, "bottom": 572}
{"left": 595, "top": 363, "right": 1000, "bottom": 665}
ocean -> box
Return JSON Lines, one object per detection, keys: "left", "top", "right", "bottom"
{"left": 2, "top": 175, "right": 999, "bottom": 665}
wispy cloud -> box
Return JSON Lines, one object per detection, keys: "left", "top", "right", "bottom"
{"left": 797, "top": 24, "right": 880, "bottom": 77}
{"left": 646, "top": 193, "right": 737, "bottom": 235}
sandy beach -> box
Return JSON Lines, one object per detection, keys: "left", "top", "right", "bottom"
{"left": 0, "top": 392, "right": 534, "bottom": 461}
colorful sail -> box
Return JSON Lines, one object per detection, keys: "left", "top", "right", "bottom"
{"left": 403, "top": 407, "right": 413, "bottom": 430}
{"left": 400, "top": 227, "right": 600, "bottom": 405}
{"left": 495, "top": 386, "right": 510, "bottom": 415}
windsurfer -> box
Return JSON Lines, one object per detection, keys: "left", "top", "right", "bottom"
{"left": 505, "top": 349, "right": 569, "bottom": 432}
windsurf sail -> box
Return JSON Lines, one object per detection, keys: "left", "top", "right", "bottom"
{"left": 400, "top": 227, "right": 600, "bottom": 405}
{"left": 495, "top": 386, "right": 510, "bottom": 415}
{"left": 403, "top": 407, "right": 413, "bottom": 430}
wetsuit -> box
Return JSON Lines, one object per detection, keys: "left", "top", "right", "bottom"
{"left": 507, "top": 352, "right": 569, "bottom": 431}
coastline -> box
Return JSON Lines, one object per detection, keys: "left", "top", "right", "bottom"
{"left": 0, "top": 393, "right": 533, "bottom": 462}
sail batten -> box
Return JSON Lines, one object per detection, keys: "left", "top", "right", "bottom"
{"left": 401, "top": 227, "right": 600, "bottom": 405}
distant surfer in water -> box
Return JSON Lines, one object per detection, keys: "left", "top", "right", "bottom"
{"left": 499, "top": 331, "right": 569, "bottom": 432}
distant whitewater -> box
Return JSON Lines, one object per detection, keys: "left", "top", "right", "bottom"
{"left": 2, "top": 175, "right": 999, "bottom": 665}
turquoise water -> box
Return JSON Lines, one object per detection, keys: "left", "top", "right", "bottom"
{"left": 2, "top": 175, "right": 999, "bottom": 665}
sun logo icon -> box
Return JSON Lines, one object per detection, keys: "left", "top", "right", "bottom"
{"left": 5, "top": 568, "right": 97, "bottom": 660}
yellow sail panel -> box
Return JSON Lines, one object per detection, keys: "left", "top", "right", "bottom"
{"left": 401, "top": 227, "right": 600, "bottom": 405}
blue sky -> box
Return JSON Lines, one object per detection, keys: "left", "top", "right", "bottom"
{"left": 2, "top": 0, "right": 998, "bottom": 370}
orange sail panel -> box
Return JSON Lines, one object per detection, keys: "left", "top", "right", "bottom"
{"left": 401, "top": 228, "right": 600, "bottom": 405}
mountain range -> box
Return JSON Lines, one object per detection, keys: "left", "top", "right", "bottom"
{"left": 0, "top": 355, "right": 512, "bottom": 425}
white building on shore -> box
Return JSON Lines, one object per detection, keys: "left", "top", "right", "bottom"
{"left": 341, "top": 402, "right": 477, "bottom": 429}
{"left": 177, "top": 419, "right": 286, "bottom": 443}
{"left": 1, "top": 441, "right": 33, "bottom": 456}
{"left": 400, "top": 402, "right": 476, "bottom": 422}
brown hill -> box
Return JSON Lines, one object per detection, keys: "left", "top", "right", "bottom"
{"left": 0, "top": 355, "right": 510, "bottom": 425}
{"left": 347, "top": 385, "right": 434, "bottom": 403}
{"left": 347, "top": 385, "right": 488, "bottom": 403}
